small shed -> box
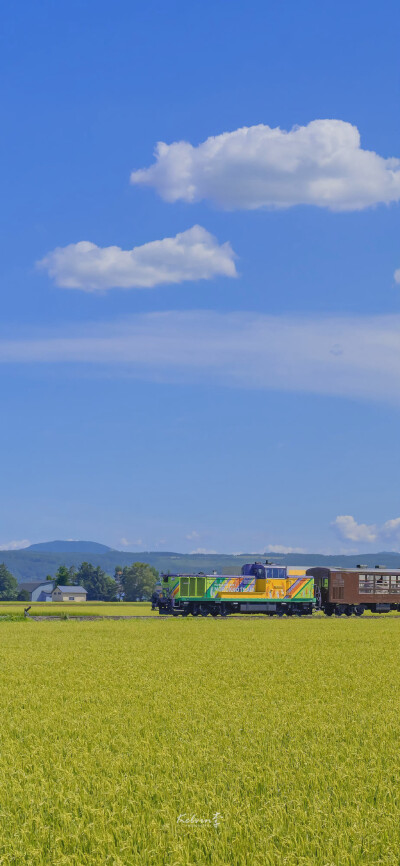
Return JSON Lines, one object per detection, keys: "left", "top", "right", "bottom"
{"left": 52, "top": 585, "right": 87, "bottom": 603}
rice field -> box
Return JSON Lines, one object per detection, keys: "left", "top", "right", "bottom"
{"left": 0, "top": 601, "right": 158, "bottom": 617}
{"left": 1, "top": 617, "right": 400, "bottom": 865}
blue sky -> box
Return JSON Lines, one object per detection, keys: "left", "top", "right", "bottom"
{"left": 1, "top": 0, "right": 400, "bottom": 554}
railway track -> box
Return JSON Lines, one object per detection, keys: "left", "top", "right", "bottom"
{"left": 28, "top": 613, "right": 400, "bottom": 621}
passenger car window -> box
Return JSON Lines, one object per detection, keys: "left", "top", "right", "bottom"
{"left": 359, "top": 574, "right": 374, "bottom": 593}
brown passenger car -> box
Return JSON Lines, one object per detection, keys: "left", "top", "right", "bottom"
{"left": 306, "top": 566, "right": 400, "bottom": 616}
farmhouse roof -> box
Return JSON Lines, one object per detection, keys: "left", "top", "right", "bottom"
{"left": 55, "top": 585, "right": 87, "bottom": 593}
{"left": 19, "top": 581, "right": 54, "bottom": 592}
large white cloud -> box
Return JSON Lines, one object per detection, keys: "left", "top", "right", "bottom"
{"left": 332, "top": 516, "right": 378, "bottom": 543}
{"left": 333, "top": 515, "right": 400, "bottom": 546}
{"left": 131, "top": 119, "right": 400, "bottom": 211}
{"left": 37, "top": 225, "right": 237, "bottom": 291}
{"left": 2, "top": 311, "right": 400, "bottom": 405}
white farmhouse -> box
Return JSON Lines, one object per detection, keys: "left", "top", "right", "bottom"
{"left": 52, "top": 585, "right": 87, "bottom": 603}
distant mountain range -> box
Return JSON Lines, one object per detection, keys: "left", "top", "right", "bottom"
{"left": 27, "top": 540, "right": 113, "bottom": 554}
{"left": 1, "top": 540, "right": 400, "bottom": 583}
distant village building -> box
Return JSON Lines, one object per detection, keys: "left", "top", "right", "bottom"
{"left": 18, "top": 580, "right": 54, "bottom": 602}
{"left": 52, "top": 585, "right": 87, "bottom": 603}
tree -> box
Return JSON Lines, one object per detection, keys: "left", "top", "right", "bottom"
{"left": 75, "top": 562, "right": 117, "bottom": 601}
{"left": 113, "top": 566, "right": 124, "bottom": 601}
{"left": 120, "top": 562, "right": 159, "bottom": 601}
{"left": 0, "top": 563, "right": 18, "bottom": 600}
{"left": 54, "top": 565, "right": 76, "bottom": 587}
{"left": 17, "top": 589, "right": 31, "bottom": 602}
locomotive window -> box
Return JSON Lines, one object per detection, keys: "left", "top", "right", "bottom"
{"left": 390, "top": 576, "right": 400, "bottom": 593}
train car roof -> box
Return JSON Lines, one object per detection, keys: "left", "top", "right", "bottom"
{"left": 307, "top": 566, "right": 400, "bottom": 574}
{"left": 163, "top": 573, "right": 251, "bottom": 578}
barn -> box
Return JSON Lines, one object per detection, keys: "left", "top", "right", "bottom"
{"left": 18, "top": 580, "right": 55, "bottom": 602}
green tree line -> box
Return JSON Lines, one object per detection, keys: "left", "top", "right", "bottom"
{"left": 0, "top": 561, "right": 159, "bottom": 602}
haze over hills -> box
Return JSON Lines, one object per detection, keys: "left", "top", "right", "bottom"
{"left": 1, "top": 541, "right": 400, "bottom": 583}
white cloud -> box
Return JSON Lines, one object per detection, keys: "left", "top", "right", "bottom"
{"left": 264, "top": 545, "right": 306, "bottom": 554}
{"left": 190, "top": 548, "right": 217, "bottom": 555}
{"left": 333, "top": 515, "right": 400, "bottom": 546}
{"left": 186, "top": 531, "right": 200, "bottom": 540}
{"left": 381, "top": 518, "right": 400, "bottom": 536}
{"left": 2, "top": 311, "right": 400, "bottom": 406}
{"left": 0, "top": 539, "right": 30, "bottom": 551}
{"left": 37, "top": 226, "right": 237, "bottom": 291}
{"left": 131, "top": 119, "right": 400, "bottom": 212}
{"left": 394, "top": 269, "right": 400, "bottom": 284}
{"left": 332, "top": 516, "right": 377, "bottom": 543}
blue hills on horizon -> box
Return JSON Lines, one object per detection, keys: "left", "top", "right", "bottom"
{"left": 2, "top": 540, "right": 400, "bottom": 583}
{"left": 27, "top": 540, "right": 114, "bottom": 554}
{"left": 21, "top": 539, "right": 400, "bottom": 564}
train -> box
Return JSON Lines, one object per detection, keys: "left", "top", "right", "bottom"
{"left": 156, "top": 561, "right": 400, "bottom": 617}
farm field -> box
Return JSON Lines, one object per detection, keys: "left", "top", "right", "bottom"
{"left": 1, "top": 601, "right": 399, "bottom": 620}
{"left": 1, "top": 619, "right": 400, "bottom": 865}
{"left": 0, "top": 601, "right": 158, "bottom": 617}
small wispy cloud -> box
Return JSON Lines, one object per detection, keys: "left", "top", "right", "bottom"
{"left": 190, "top": 547, "right": 217, "bottom": 555}
{"left": 264, "top": 544, "right": 306, "bottom": 554}
{"left": 37, "top": 226, "right": 237, "bottom": 292}
{"left": 154, "top": 538, "right": 167, "bottom": 549}
{"left": 186, "top": 531, "right": 200, "bottom": 540}
{"left": 2, "top": 311, "right": 400, "bottom": 406}
{"left": 131, "top": 119, "right": 400, "bottom": 211}
{"left": 0, "top": 539, "right": 31, "bottom": 551}
{"left": 119, "top": 537, "right": 143, "bottom": 548}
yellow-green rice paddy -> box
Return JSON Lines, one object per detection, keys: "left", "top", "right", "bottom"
{"left": 1, "top": 617, "right": 400, "bottom": 865}
{"left": 0, "top": 601, "right": 158, "bottom": 617}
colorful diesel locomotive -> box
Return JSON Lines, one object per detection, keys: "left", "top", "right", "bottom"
{"left": 157, "top": 562, "right": 315, "bottom": 617}
{"left": 157, "top": 562, "right": 400, "bottom": 617}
